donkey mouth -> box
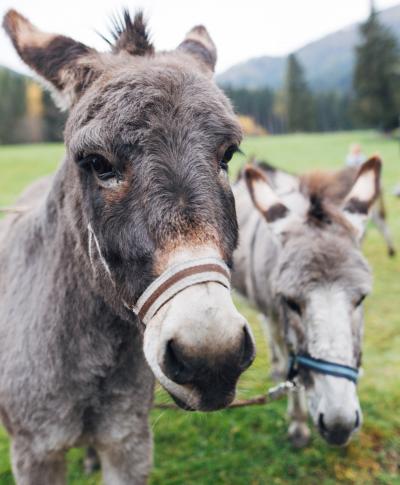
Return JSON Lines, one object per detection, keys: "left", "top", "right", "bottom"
{"left": 319, "top": 428, "right": 352, "bottom": 447}
{"left": 318, "top": 414, "right": 354, "bottom": 446}
{"left": 169, "top": 393, "right": 196, "bottom": 412}
{"left": 168, "top": 388, "right": 235, "bottom": 412}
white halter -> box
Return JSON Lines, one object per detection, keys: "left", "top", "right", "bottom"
{"left": 87, "top": 224, "right": 231, "bottom": 325}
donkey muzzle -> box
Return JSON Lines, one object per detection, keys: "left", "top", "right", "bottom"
{"left": 142, "top": 259, "right": 255, "bottom": 411}
{"left": 313, "top": 376, "right": 362, "bottom": 446}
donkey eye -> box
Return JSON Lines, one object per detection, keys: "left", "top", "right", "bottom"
{"left": 219, "top": 145, "right": 239, "bottom": 171}
{"left": 355, "top": 294, "right": 366, "bottom": 308}
{"left": 284, "top": 297, "right": 302, "bottom": 316}
{"left": 223, "top": 145, "right": 239, "bottom": 162}
{"left": 85, "top": 154, "right": 116, "bottom": 181}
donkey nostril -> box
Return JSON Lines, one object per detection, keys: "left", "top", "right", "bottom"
{"left": 239, "top": 326, "right": 255, "bottom": 370}
{"left": 163, "top": 339, "right": 194, "bottom": 385}
{"left": 319, "top": 413, "right": 327, "bottom": 432}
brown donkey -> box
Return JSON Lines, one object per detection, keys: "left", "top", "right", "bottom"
{"left": 0, "top": 10, "right": 255, "bottom": 484}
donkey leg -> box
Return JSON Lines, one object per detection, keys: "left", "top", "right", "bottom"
{"left": 84, "top": 446, "right": 101, "bottom": 475}
{"left": 97, "top": 421, "right": 153, "bottom": 485}
{"left": 371, "top": 204, "right": 396, "bottom": 257}
{"left": 287, "top": 387, "right": 311, "bottom": 448}
{"left": 260, "top": 315, "right": 287, "bottom": 381}
{"left": 11, "top": 439, "right": 66, "bottom": 485}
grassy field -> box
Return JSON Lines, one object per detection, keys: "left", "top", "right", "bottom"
{"left": 0, "top": 131, "right": 399, "bottom": 484}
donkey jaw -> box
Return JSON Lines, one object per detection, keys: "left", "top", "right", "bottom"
{"left": 143, "top": 279, "right": 255, "bottom": 412}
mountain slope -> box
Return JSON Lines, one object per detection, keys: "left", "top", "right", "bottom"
{"left": 217, "top": 4, "right": 400, "bottom": 92}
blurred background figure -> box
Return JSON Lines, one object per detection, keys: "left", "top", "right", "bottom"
{"left": 345, "top": 143, "right": 366, "bottom": 167}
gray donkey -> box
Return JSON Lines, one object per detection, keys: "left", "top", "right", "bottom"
{"left": 0, "top": 10, "right": 255, "bottom": 485}
{"left": 232, "top": 157, "right": 381, "bottom": 448}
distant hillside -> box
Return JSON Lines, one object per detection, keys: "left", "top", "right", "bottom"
{"left": 217, "top": 3, "right": 400, "bottom": 92}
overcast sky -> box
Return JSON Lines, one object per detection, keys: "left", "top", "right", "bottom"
{"left": 1, "top": 0, "right": 399, "bottom": 75}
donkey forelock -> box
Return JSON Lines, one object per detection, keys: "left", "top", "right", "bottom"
{"left": 106, "top": 10, "right": 154, "bottom": 57}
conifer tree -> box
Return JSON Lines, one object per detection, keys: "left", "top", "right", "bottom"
{"left": 284, "top": 54, "right": 314, "bottom": 132}
{"left": 353, "top": 4, "right": 400, "bottom": 130}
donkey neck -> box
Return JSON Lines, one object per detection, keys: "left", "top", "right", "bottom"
{"left": 232, "top": 179, "right": 279, "bottom": 314}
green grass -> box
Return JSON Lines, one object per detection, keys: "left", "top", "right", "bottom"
{"left": 0, "top": 131, "right": 399, "bottom": 484}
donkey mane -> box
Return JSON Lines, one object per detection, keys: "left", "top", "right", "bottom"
{"left": 300, "top": 171, "right": 356, "bottom": 231}
{"left": 300, "top": 168, "right": 357, "bottom": 204}
{"left": 106, "top": 10, "right": 154, "bottom": 57}
{"left": 299, "top": 172, "right": 337, "bottom": 227}
{"left": 307, "top": 194, "right": 332, "bottom": 226}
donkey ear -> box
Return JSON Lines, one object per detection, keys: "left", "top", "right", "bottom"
{"left": 343, "top": 156, "right": 382, "bottom": 240}
{"left": 244, "top": 165, "right": 293, "bottom": 236}
{"left": 3, "top": 10, "right": 99, "bottom": 110}
{"left": 178, "top": 25, "right": 217, "bottom": 72}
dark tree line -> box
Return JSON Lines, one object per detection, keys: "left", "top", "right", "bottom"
{"left": 223, "top": 87, "right": 279, "bottom": 133}
{"left": 0, "top": 68, "right": 26, "bottom": 144}
{"left": 0, "top": 67, "right": 65, "bottom": 145}
{"left": 224, "top": 79, "right": 354, "bottom": 134}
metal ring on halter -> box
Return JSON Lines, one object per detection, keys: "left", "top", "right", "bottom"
{"left": 87, "top": 224, "right": 231, "bottom": 325}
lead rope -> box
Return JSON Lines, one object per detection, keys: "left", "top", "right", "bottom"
{"left": 154, "top": 379, "right": 302, "bottom": 410}
{"left": 87, "top": 223, "right": 134, "bottom": 312}
{"left": 0, "top": 206, "right": 30, "bottom": 214}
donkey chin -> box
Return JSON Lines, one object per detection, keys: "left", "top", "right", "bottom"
{"left": 307, "top": 375, "right": 362, "bottom": 446}
{"left": 143, "top": 282, "right": 255, "bottom": 411}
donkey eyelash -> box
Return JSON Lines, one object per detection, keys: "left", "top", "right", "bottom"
{"left": 283, "top": 297, "right": 302, "bottom": 316}
{"left": 78, "top": 154, "right": 122, "bottom": 182}
{"left": 223, "top": 145, "right": 240, "bottom": 161}
{"left": 219, "top": 145, "right": 241, "bottom": 171}
{"left": 354, "top": 294, "right": 366, "bottom": 308}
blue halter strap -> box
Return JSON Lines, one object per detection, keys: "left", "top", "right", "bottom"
{"left": 288, "top": 354, "right": 359, "bottom": 384}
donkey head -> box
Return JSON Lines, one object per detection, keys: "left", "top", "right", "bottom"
{"left": 244, "top": 158, "right": 381, "bottom": 445}
{"left": 4, "top": 10, "right": 255, "bottom": 411}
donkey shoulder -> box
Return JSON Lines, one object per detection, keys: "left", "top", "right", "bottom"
{"left": 0, "top": 175, "right": 53, "bottom": 239}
